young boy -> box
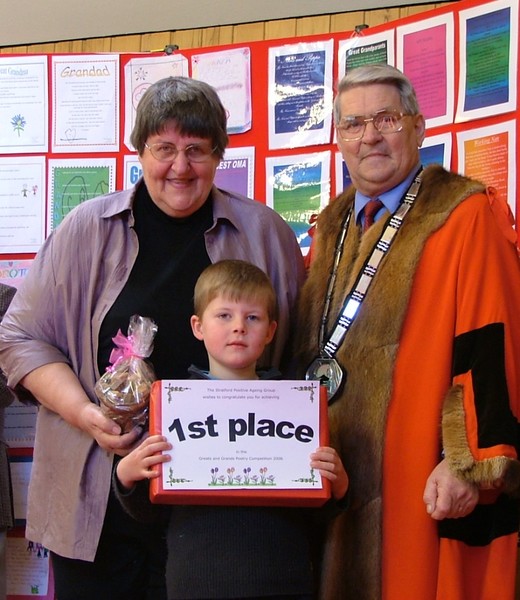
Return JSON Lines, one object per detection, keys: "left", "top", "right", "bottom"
{"left": 115, "top": 260, "right": 348, "bottom": 599}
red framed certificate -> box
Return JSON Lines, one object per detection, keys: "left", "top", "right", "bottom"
{"left": 149, "top": 379, "right": 330, "bottom": 506}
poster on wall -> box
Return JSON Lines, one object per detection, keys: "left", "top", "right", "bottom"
{"left": 0, "top": 259, "right": 32, "bottom": 288}
{"left": 46, "top": 158, "right": 116, "bottom": 234}
{"left": 337, "top": 30, "right": 395, "bottom": 80}
{"left": 192, "top": 47, "right": 252, "bottom": 135}
{"left": 334, "top": 152, "right": 352, "bottom": 198}
{"left": 0, "top": 156, "right": 45, "bottom": 253}
{"left": 214, "top": 146, "right": 255, "bottom": 198}
{"left": 7, "top": 528, "right": 53, "bottom": 599}
{"left": 397, "top": 13, "right": 455, "bottom": 128}
{"left": 420, "top": 132, "right": 452, "bottom": 170}
{"left": 51, "top": 54, "right": 120, "bottom": 153}
{"left": 456, "top": 119, "right": 516, "bottom": 215}
{"left": 0, "top": 55, "right": 48, "bottom": 154}
{"left": 456, "top": 0, "right": 518, "bottom": 122}
{"left": 123, "top": 154, "right": 142, "bottom": 190}
{"left": 268, "top": 39, "right": 334, "bottom": 149}
{"left": 123, "top": 54, "right": 189, "bottom": 151}
{"left": 266, "top": 151, "right": 330, "bottom": 255}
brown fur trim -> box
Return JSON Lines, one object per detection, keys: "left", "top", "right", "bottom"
{"left": 442, "top": 384, "right": 520, "bottom": 494}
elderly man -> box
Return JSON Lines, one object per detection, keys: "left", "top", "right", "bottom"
{"left": 296, "top": 64, "right": 520, "bottom": 600}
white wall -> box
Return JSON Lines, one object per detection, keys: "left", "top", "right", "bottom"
{"left": 2, "top": 0, "right": 432, "bottom": 47}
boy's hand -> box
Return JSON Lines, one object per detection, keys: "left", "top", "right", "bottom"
{"left": 310, "top": 446, "right": 349, "bottom": 500}
{"left": 116, "top": 434, "right": 172, "bottom": 490}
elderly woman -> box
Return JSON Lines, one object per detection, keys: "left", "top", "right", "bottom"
{"left": 0, "top": 77, "right": 305, "bottom": 600}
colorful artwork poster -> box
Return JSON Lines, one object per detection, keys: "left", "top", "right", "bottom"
{"left": 266, "top": 152, "right": 330, "bottom": 256}
{"left": 457, "top": 120, "right": 516, "bottom": 215}
{"left": 420, "top": 144, "right": 445, "bottom": 168}
{"left": 420, "top": 133, "right": 452, "bottom": 170}
{"left": 397, "top": 14, "right": 455, "bottom": 127}
{"left": 123, "top": 154, "right": 143, "bottom": 190}
{"left": 47, "top": 159, "right": 116, "bottom": 233}
{"left": 214, "top": 147, "right": 255, "bottom": 198}
{"left": 334, "top": 152, "right": 352, "bottom": 198}
{"left": 457, "top": 0, "right": 518, "bottom": 121}
{"left": 268, "top": 40, "right": 334, "bottom": 149}
{"left": 0, "top": 258, "right": 32, "bottom": 288}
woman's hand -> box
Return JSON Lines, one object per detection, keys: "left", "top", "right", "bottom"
{"left": 77, "top": 402, "right": 142, "bottom": 455}
{"left": 22, "top": 362, "right": 142, "bottom": 455}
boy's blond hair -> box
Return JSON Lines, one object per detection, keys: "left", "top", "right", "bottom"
{"left": 193, "top": 260, "right": 277, "bottom": 321}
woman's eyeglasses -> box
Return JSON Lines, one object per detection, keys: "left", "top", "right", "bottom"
{"left": 144, "top": 142, "right": 217, "bottom": 163}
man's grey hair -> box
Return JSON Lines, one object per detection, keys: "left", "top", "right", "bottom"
{"left": 333, "top": 63, "right": 420, "bottom": 125}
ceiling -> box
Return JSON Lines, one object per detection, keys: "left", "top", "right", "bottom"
{"left": 2, "top": 0, "right": 435, "bottom": 47}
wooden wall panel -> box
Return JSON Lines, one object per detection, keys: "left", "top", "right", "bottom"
{"left": 232, "top": 22, "right": 266, "bottom": 44}
{"left": 83, "top": 37, "right": 112, "bottom": 53}
{"left": 296, "top": 15, "right": 332, "bottom": 37}
{"left": 363, "top": 8, "right": 402, "bottom": 27}
{"left": 141, "top": 32, "right": 173, "bottom": 53}
{"left": 265, "top": 19, "right": 297, "bottom": 41}
{"left": 0, "top": 3, "right": 455, "bottom": 54}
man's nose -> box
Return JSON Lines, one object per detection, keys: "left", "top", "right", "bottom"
{"left": 361, "top": 119, "right": 383, "bottom": 142}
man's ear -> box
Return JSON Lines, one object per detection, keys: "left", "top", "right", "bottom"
{"left": 190, "top": 315, "right": 204, "bottom": 341}
{"left": 414, "top": 113, "right": 426, "bottom": 147}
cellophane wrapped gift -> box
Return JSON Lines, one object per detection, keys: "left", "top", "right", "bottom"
{"left": 95, "top": 315, "right": 158, "bottom": 433}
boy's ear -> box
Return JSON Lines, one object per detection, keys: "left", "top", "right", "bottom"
{"left": 190, "top": 315, "right": 204, "bottom": 341}
{"left": 266, "top": 320, "right": 277, "bottom": 344}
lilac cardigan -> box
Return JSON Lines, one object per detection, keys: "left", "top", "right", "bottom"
{"left": 0, "top": 182, "right": 305, "bottom": 560}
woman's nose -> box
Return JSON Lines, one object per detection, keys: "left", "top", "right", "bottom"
{"left": 169, "top": 150, "right": 191, "bottom": 171}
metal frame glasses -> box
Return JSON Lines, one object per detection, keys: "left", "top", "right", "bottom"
{"left": 145, "top": 142, "right": 217, "bottom": 163}
{"left": 337, "top": 109, "right": 409, "bottom": 142}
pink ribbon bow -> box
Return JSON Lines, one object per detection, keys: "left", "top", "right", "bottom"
{"left": 107, "top": 330, "right": 143, "bottom": 370}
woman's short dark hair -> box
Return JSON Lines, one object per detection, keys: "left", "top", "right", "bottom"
{"left": 130, "top": 76, "right": 229, "bottom": 159}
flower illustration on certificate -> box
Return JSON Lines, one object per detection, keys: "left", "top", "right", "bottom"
{"left": 11, "top": 114, "right": 26, "bottom": 136}
{"left": 208, "top": 466, "right": 276, "bottom": 487}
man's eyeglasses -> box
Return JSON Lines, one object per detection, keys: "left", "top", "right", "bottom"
{"left": 145, "top": 142, "right": 217, "bottom": 163}
{"left": 337, "top": 109, "right": 410, "bottom": 142}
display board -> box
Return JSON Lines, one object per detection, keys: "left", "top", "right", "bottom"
{"left": 1, "top": 0, "right": 518, "bottom": 596}
{"left": 0, "top": 0, "right": 518, "bottom": 276}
